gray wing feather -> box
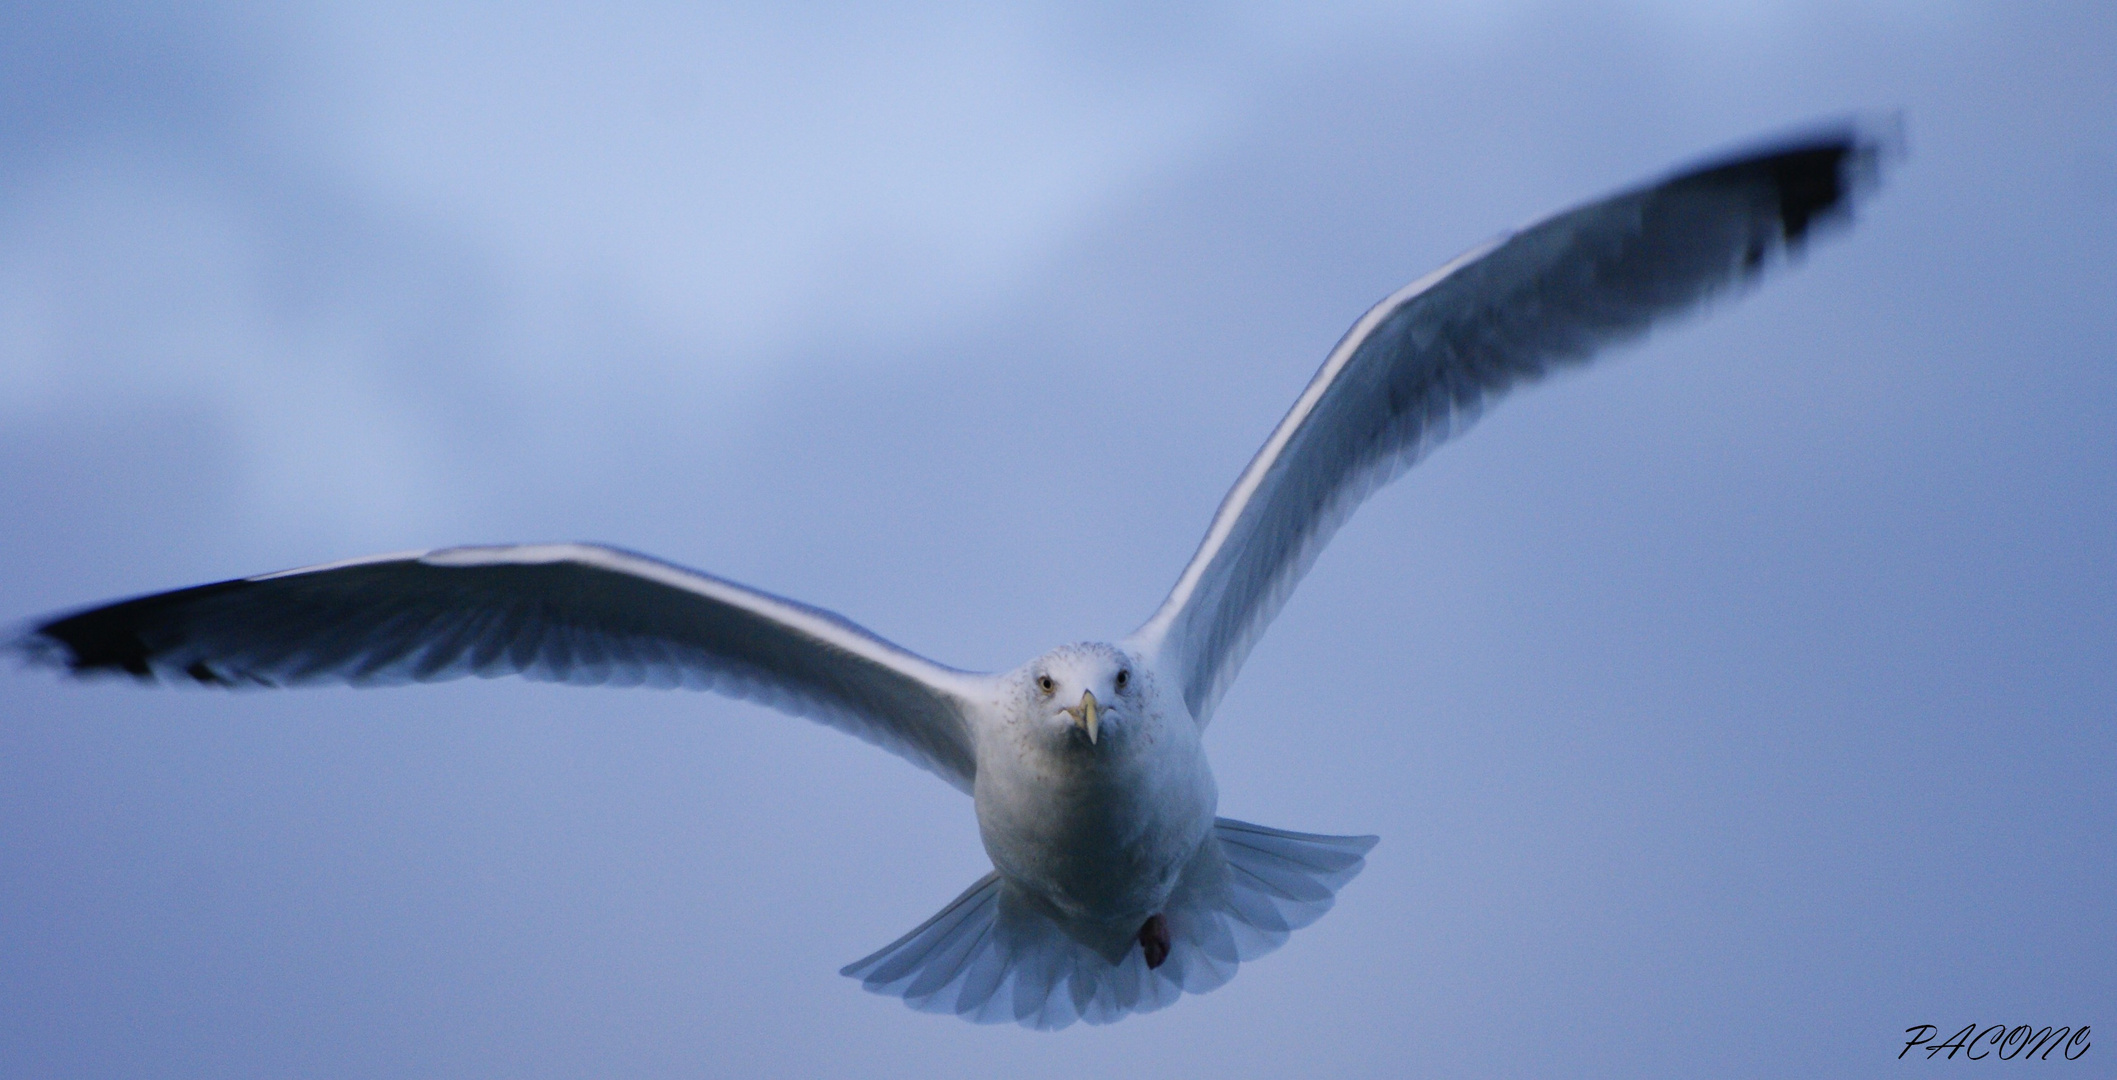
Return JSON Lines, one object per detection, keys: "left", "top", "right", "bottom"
{"left": 20, "top": 543, "right": 982, "bottom": 791}
{"left": 1128, "top": 122, "right": 1892, "bottom": 724}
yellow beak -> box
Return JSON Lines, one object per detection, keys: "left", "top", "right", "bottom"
{"left": 1069, "top": 689, "right": 1100, "bottom": 744}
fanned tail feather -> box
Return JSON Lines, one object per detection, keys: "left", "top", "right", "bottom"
{"left": 842, "top": 818, "right": 1377, "bottom": 1029}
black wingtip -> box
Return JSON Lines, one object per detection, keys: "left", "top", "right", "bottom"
{"left": 18, "top": 577, "right": 255, "bottom": 683}
{"left": 8, "top": 625, "right": 82, "bottom": 676}
{"left": 1675, "top": 113, "right": 1903, "bottom": 246}
{"left": 18, "top": 608, "right": 159, "bottom": 680}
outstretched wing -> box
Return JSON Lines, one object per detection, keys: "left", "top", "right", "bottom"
{"left": 1127, "top": 122, "right": 1892, "bottom": 726}
{"left": 20, "top": 543, "right": 983, "bottom": 791}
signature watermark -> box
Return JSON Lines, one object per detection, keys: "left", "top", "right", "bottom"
{"left": 1902, "top": 1025, "right": 2091, "bottom": 1061}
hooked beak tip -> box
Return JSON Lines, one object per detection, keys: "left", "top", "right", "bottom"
{"left": 1077, "top": 689, "right": 1099, "bottom": 744}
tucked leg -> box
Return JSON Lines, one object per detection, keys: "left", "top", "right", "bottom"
{"left": 1137, "top": 913, "right": 1171, "bottom": 969}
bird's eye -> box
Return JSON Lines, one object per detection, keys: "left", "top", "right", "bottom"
{"left": 1115, "top": 669, "right": 1129, "bottom": 690}
{"left": 1037, "top": 674, "right": 1055, "bottom": 694}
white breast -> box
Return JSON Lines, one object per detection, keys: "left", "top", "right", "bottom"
{"left": 971, "top": 673, "right": 1216, "bottom": 925}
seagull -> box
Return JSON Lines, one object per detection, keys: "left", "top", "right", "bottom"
{"left": 17, "top": 123, "right": 1888, "bottom": 1029}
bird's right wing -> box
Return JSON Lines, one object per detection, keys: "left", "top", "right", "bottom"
{"left": 1128, "top": 122, "right": 1892, "bottom": 726}
{"left": 20, "top": 543, "right": 985, "bottom": 792}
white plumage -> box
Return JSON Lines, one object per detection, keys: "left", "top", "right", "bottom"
{"left": 19, "top": 122, "right": 1889, "bottom": 1028}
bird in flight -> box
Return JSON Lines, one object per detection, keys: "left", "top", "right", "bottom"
{"left": 18, "top": 123, "right": 1888, "bottom": 1029}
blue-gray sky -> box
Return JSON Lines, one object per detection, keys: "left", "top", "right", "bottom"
{"left": 3, "top": 3, "right": 2112, "bottom": 1076}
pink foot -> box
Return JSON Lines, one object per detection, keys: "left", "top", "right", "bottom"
{"left": 1138, "top": 913, "right": 1171, "bottom": 969}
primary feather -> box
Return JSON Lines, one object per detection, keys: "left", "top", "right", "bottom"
{"left": 1128, "top": 124, "right": 1888, "bottom": 725}
{"left": 24, "top": 543, "right": 982, "bottom": 791}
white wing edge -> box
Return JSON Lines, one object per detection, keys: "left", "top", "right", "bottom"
{"left": 1124, "top": 118, "right": 1897, "bottom": 724}
{"left": 398, "top": 542, "right": 992, "bottom": 703}
{"left": 1120, "top": 236, "right": 1506, "bottom": 671}
{"left": 24, "top": 541, "right": 1000, "bottom": 793}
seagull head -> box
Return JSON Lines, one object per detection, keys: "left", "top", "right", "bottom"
{"left": 1023, "top": 643, "right": 1139, "bottom": 749}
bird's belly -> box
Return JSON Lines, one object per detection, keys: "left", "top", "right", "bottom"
{"left": 976, "top": 755, "right": 1215, "bottom": 925}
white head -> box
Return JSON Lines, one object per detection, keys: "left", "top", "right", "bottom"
{"left": 1017, "top": 642, "right": 1141, "bottom": 751}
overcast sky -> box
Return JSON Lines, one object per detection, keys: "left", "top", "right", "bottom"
{"left": 3, "top": 3, "right": 2112, "bottom": 1077}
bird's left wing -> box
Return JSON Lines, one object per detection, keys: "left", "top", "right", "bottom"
{"left": 1128, "top": 122, "right": 1892, "bottom": 726}
{"left": 19, "top": 543, "right": 984, "bottom": 792}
